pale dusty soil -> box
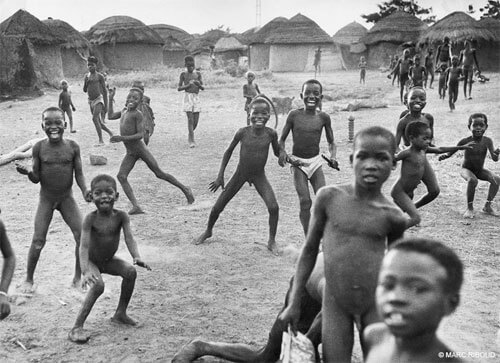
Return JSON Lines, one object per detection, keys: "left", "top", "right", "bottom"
{"left": 0, "top": 70, "right": 499, "bottom": 362}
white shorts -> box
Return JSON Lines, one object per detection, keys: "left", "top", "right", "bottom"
{"left": 183, "top": 92, "right": 201, "bottom": 113}
{"left": 292, "top": 154, "right": 323, "bottom": 179}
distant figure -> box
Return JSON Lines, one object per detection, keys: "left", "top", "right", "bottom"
{"left": 435, "top": 36, "right": 452, "bottom": 71}
{"left": 313, "top": 46, "right": 322, "bottom": 78}
{"left": 459, "top": 39, "right": 480, "bottom": 100}
{"left": 242, "top": 71, "right": 261, "bottom": 125}
{"left": 389, "top": 49, "right": 412, "bottom": 103}
{"left": 409, "top": 55, "right": 427, "bottom": 88}
{"left": 59, "top": 80, "right": 76, "bottom": 133}
{"left": 0, "top": 209, "right": 15, "bottom": 320}
{"left": 359, "top": 56, "right": 367, "bottom": 84}
{"left": 424, "top": 48, "right": 435, "bottom": 89}
{"left": 445, "top": 56, "right": 464, "bottom": 111}
{"left": 390, "top": 55, "right": 400, "bottom": 86}
{"left": 437, "top": 63, "right": 448, "bottom": 99}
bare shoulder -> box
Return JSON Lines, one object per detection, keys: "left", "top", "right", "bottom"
{"left": 287, "top": 108, "right": 302, "bottom": 120}
{"left": 67, "top": 139, "right": 81, "bottom": 150}
{"left": 319, "top": 111, "right": 331, "bottom": 122}
{"left": 116, "top": 209, "right": 130, "bottom": 222}
{"left": 317, "top": 183, "right": 350, "bottom": 201}
{"left": 265, "top": 127, "right": 278, "bottom": 137}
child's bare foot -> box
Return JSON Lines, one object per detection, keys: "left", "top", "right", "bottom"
{"left": 128, "top": 206, "right": 145, "bottom": 215}
{"left": 111, "top": 312, "right": 137, "bottom": 325}
{"left": 267, "top": 240, "right": 280, "bottom": 256}
{"left": 463, "top": 209, "right": 474, "bottom": 219}
{"left": 71, "top": 130, "right": 77, "bottom": 133}
{"left": 184, "top": 187, "right": 195, "bottom": 204}
{"left": 68, "top": 327, "right": 90, "bottom": 343}
{"left": 188, "top": 141, "right": 196, "bottom": 148}
{"left": 195, "top": 230, "right": 212, "bottom": 245}
{"left": 72, "top": 277, "right": 81, "bottom": 289}
{"left": 20, "top": 280, "right": 35, "bottom": 294}
{"left": 482, "top": 203, "right": 498, "bottom": 216}
{"left": 172, "top": 339, "right": 203, "bottom": 363}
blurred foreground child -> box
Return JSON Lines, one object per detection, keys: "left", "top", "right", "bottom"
{"left": 0, "top": 208, "right": 15, "bottom": 320}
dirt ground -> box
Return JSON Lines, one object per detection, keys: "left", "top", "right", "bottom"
{"left": 0, "top": 69, "right": 498, "bottom": 362}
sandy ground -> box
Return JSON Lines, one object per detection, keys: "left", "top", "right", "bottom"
{"left": 0, "top": 69, "right": 499, "bottom": 362}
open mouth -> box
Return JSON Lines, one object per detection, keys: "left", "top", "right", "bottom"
{"left": 385, "top": 312, "right": 406, "bottom": 327}
{"left": 363, "top": 175, "right": 378, "bottom": 183}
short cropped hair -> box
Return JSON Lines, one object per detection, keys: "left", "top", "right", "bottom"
{"left": 406, "top": 121, "right": 430, "bottom": 140}
{"left": 389, "top": 238, "right": 463, "bottom": 295}
{"left": 246, "top": 71, "right": 255, "bottom": 78}
{"left": 301, "top": 79, "right": 323, "bottom": 94}
{"left": 129, "top": 87, "right": 144, "bottom": 99}
{"left": 184, "top": 55, "right": 195, "bottom": 64}
{"left": 60, "top": 79, "right": 68, "bottom": 86}
{"left": 468, "top": 113, "right": 488, "bottom": 127}
{"left": 41, "top": 106, "right": 64, "bottom": 120}
{"left": 91, "top": 174, "right": 117, "bottom": 191}
{"left": 87, "top": 56, "right": 98, "bottom": 65}
{"left": 132, "top": 80, "right": 145, "bottom": 91}
{"left": 353, "top": 126, "right": 396, "bottom": 155}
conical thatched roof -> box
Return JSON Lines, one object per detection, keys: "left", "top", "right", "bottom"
{"left": 43, "top": 18, "right": 90, "bottom": 49}
{"left": 0, "top": 9, "right": 63, "bottom": 45}
{"left": 214, "top": 36, "right": 247, "bottom": 52}
{"left": 332, "top": 21, "right": 368, "bottom": 45}
{"left": 186, "top": 29, "right": 227, "bottom": 53}
{"left": 420, "top": 12, "right": 496, "bottom": 44}
{"left": 86, "top": 16, "right": 164, "bottom": 45}
{"left": 362, "top": 11, "right": 427, "bottom": 45}
{"left": 149, "top": 24, "right": 193, "bottom": 44}
{"left": 264, "top": 13, "right": 332, "bottom": 44}
{"left": 479, "top": 17, "right": 500, "bottom": 40}
{"left": 161, "top": 35, "right": 186, "bottom": 51}
{"left": 248, "top": 17, "right": 288, "bottom": 44}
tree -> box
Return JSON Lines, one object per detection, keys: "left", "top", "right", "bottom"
{"left": 468, "top": 1, "right": 500, "bottom": 19}
{"left": 361, "top": 0, "right": 436, "bottom": 24}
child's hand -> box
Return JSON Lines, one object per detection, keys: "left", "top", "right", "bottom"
{"left": 462, "top": 141, "right": 475, "bottom": 149}
{"left": 110, "top": 135, "right": 123, "bottom": 143}
{"left": 83, "top": 190, "right": 92, "bottom": 202}
{"left": 72, "top": 106, "right": 76, "bottom": 111}
{"left": 108, "top": 86, "right": 116, "bottom": 99}
{"left": 322, "top": 154, "right": 339, "bottom": 171}
{"left": 278, "top": 303, "right": 302, "bottom": 334}
{"left": 287, "top": 155, "right": 304, "bottom": 167}
{"left": 209, "top": 177, "right": 224, "bottom": 192}
{"left": 133, "top": 258, "right": 151, "bottom": 271}
{"left": 438, "top": 154, "right": 450, "bottom": 161}
{"left": 0, "top": 293, "right": 11, "bottom": 320}
{"left": 15, "top": 163, "right": 29, "bottom": 175}
{"left": 493, "top": 148, "right": 500, "bottom": 156}
{"left": 387, "top": 74, "right": 391, "bottom": 79}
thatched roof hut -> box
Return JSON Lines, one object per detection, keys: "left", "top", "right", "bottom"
{"left": 149, "top": 24, "right": 193, "bottom": 44}
{"left": 0, "top": 9, "right": 64, "bottom": 92}
{"left": 477, "top": 17, "right": 500, "bottom": 71}
{"left": 332, "top": 21, "right": 368, "bottom": 45}
{"left": 86, "top": 16, "right": 164, "bottom": 70}
{"left": 264, "top": 13, "right": 333, "bottom": 44}
{"left": 149, "top": 24, "right": 191, "bottom": 67}
{"left": 214, "top": 36, "right": 248, "bottom": 65}
{"left": 479, "top": 17, "right": 500, "bottom": 40}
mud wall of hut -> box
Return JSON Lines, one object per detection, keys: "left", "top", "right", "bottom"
{"left": 61, "top": 48, "right": 89, "bottom": 77}
{"left": 96, "top": 43, "right": 163, "bottom": 70}
{"left": 249, "top": 44, "right": 270, "bottom": 71}
{"left": 163, "top": 50, "right": 187, "bottom": 68}
{"left": 339, "top": 45, "right": 368, "bottom": 70}
{"left": 32, "top": 44, "right": 64, "bottom": 87}
{"left": 268, "top": 43, "right": 342, "bottom": 72}
{"left": 366, "top": 42, "right": 400, "bottom": 68}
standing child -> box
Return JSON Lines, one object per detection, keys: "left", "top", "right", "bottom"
{"left": 409, "top": 54, "right": 427, "bottom": 88}
{"left": 195, "top": 95, "right": 282, "bottom": 254}
{"left": 278, "top": 79, "right": 338, "bottom": 236}
{"left": 279, "top": 126, "right": 408, "bottom": 362}
{"left": 438, "top": 63, "right": 448, "bottom": 99}
{"left": 391, "top": 121, "right": 472, "bottom": 227}
{"left": 0, "top": 209, "right": 15, "bottom": 320}
{"left": 16, "top": 107, "right": 91, "bottom": 292}
{"left": 390, "top": 49, "right": 412, "bottom": 103}
{"left": 424, "top": 48, "right": 435, "bottom": 89}
{"left": 459, "top": 39, "right": 481, "bottom": 100}
{"left": 68, "top": 174, "right": 151, "bottom": 343}
{"left": 314, "top": 46, "right": 322, "bottom": 78}
{"left": 439, "top": 113, "right": 500, "bottom": 218}
{"left": 390, "top": 55, "right": 400, "bottom": 86}
{"left": 243, "top": 71, "right": 261, "bottom": 125}
{"left": 445, "top": 56, "right": 464, "bottom": 111}
{"left": 365, "top": 238, "right": 464, "bottom": 363}
{"left": 108, "top": 87, "right": 194, "bottom": 214}
{"left": 59, "top": 80, "right": 76, "bottom": 133}
{"left": 178, "top": 56, "right": 204, "bottom": 148}
{"left": 435, "top": 36, "right": 452, "bottom": 70}
{"left": 359, "top": 56, "right": 367, "bottom": 84}
{"left": 83, "top": 56, "right": 113, "bottom": 145}
{"left": 131, "top": 81, "right": 155, "bottom": 145}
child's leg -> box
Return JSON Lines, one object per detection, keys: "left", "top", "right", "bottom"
{"left": 143, "top": 131, "right": 150, "bottom": 145}
{"left": 116, "top": 154, "right": 142, "bottom": 214}
{"left": 322, "top": 292, "right": 354, "bottom": 362}
{"left": 415, "top": 159, "right": 440, "bottom": 209}
{"left": 139, "top": 147, "right": 194, "bottom": 204}
{"left": 252, "top": 174, "right": 279, "bottom": 253}
{"left": 69, "top": 262, "right": 104, "bottom": 343}
{"left": 193, "top": 112, "right": 200, "bottom": 131}
{"left": 391, "top": 183, "right": 420, "bottom": 227}
{"left": 359, "top": 305, "right": 380, "bottom": 358}
{"left": 476, "top": 169, "right": 500, "bottom": 215}
{"left": 460, "top": 168, "right": 478, "bottom": 218}
{"left": 429, "top": 68, "right": 434, "bottom": 88}
{"left": 66, "top": 108, "right": 74, "bottom": 132}
{"left": 186, "top": 112, "right": 195, "bottom": 146}
{"left": 195, "top": 173, "right": 246, "bottom": 244}
{"left": 293, "top": 168, "right": 314, "bottom": 236}
{"left": 59, "top": 197, "right": 84, "bottom": 287}
{"left": 91, "top": 104, "right": 105, "bottom": 143}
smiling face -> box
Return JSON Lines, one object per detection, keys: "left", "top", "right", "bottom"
{"left": 91, "top": 179, "right": 118, "bottom": 213}
{"left": 469, "top": 116, "right": 487, "bottom": 138}
{"left": 408, "top": 88, "right": 426, "bottom": 113}
{"left": 376, "top": 250, "right": 454, "bottom": 338}
{"left": 249, "top": 101, "right": 270, "bottom": 128}
{"left": 42, "top": 110, "right": 65, "bottom": 143}
{"left": 301, "top": 82, "right": 322, "bottom": 111}
{"left": 126, "top": 89, "right": 142, "bottom": 111}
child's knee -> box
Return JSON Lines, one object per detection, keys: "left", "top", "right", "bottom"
{"left": 117, "top": 173, "right": 127, "bottom": 183}
{"left": 268, "top": 203, "right": 279, "bottom": 216}
{"left": 123, "top": 266, "right": 137, "bottom": 281}
{"left": 93, "top": 280, "right": 105, "bottom": 295}
{"left": 32, "top": 237, "right": 46, "bottom": 250}
{"left": 299, "top": 198, "right": 312, "bottom": 211}
{"left": 468, "top": 177, "right": 479, "bottom": 187}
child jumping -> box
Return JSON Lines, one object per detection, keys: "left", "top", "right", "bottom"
{"left": 359, "top": 56, "right": 367, "bottom": 84}
{"left": 131, "top": 81, "right": 155, "bottom": 145}
{"left": 279, "top": 126, "right": 408, "bottom": 362}
{"left": 195, "top": 95, "right": 282, "bottom": 254}
{"left": 0, "top": 209, "right": 15, "bottom": 320}
{"left": 243, "top": 71, "right": 261, "bottom": 125}
{"left": 439, "top": 113, "right": 500, "bottom": 218}
{"left": 68, "top": 174, "right": 150, "bottom": 343}
{"left": 59, "top": 79, "right": 76, "bottom": 133}
{"left": 108, "top": 87, "right": 194, "bottom": 214}
{"left": 178, "top": 56, "right": 204, "bottom": 148}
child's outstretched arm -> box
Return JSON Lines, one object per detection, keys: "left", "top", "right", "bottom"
{"left": 107, "top": 87, "right": 122, "bottom": 120}
{"left": 394, "top": 148, "right": 412, "bottom": 162}
{"left": 15, "top": 142, "right": 41, "bottom": 183}
{"left": 121, "top": 212, "right": 151, "bottom": 270}
{"left": 486, "top": 138, "right": 500, "bottom": 162}
{"left": 427, "top": 141, "right": 474, "bottom": 154}
{"left": 438, "top": 139, "right": 467, "bottom": 160}
{"left": 209, "top": 131, "right": 241, "bottom": 192}
{"left": 83, "top": 73, "right": 89, "bottom": 93}
{"left": 72, "top": 142, "right": 91, "bottom": 201}
{"left": 0, "top": 220, "right": 15, "bottom": 320}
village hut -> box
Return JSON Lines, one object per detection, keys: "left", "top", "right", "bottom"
{"left": 247, "top": 17, "right": 288, "bottom": 70}
{"left": 149, "top": 24, "right": 192, "bottom": 67}
{"left": 332, "top": 21, "right": 368, "bottom": 70}
{"left": 86, "top": 16, "right": 164, "bottom": 70}
{"left": 43, "top": 18, "right": 91, "bottom": 77}
{"left": 0, "top": 9, "right": 64, "bottom": 92}
{"left": 186, "top": 29, "right": 227, "bottom": 69}
{"left": 214, "top": 35, "right": 248, "bottom": 66}
{"left": 362, "top": 11, "right": 427, "bottom": 68}
{"left": 419, "top": 12, "right": 498, "bottom": 71}
{"left": 477, "top": 17, "right": 500, "bottom": 71}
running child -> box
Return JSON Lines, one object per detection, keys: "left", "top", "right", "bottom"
{"left": 178, "top": 56, "right": 204, "bottom": 148}
{"left": 445, "top": 55, "right": 464, "bottom": 111}
{"left": 195, "top": 95, "right": 282, "bottom": 253}
{"left": 391, "top": 121, "right": 472, "bottom": 227}
{"left": 359, "top": 56, "right": 367, "bottom": 84}
{"left": 279, "top": 126, "right": 408, "bottom": 362}
{"left": 439, "top": 113, "right": 500, "bottom": 218}
{"left": 243, "top": 71, "right": 261, "bottom": 125}
{"left": 16, "top": 107, "right": 91, "bottom": 292}
{"left": 131, "top": 81, "right": 155, "bottom": 145}
{"left": 459, "top": 39, "right": 480, "bottom": 100}
{"left": 0, "top": 209, "right": 15, "bottom": 320}
{"left": 409, "top": 54, "right": 427, "bottom": 87}
{"left": 59, "top": 79, "right": 76, "bottom": 133}
{"left": 108, "top": 87, "right": 194, "bottom": 215}
{"left": 389, "top": 49, "right": 412, "bottom": 103}
{"left": 68, "top": 174, "right": 151, "bottom": 343}
{"left": 424, "top": 48, "right": 435, "bottom": 89}
{"left": 278, "top": 79, "right": 337, "bottom": 235}
{"left": 83, "top": 56, "right": 113, "bottom": 145}
{"left": 438, "top": 63, "right": 448, "bottom": 99}
{"left": 365, "top": 238, "right": 464, "bottom": 363}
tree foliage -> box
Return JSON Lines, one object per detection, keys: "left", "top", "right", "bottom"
{"left": 361, "top": 0, "right": 436, "bottom": 24}
{"left": 468, "top": 1, "right": 500, "bottom": 19}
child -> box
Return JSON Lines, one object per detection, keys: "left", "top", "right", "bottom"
{"left": 390, "top": 55, "right": 400, "bottom": 86}
{"left": 409, "top": 54, "right": 427, "bottom": 88}
{"left": 59, "top": 79, "right": 76, "bottom": 133}
{"left": 279, "top": 126, "right": 408, "bottom": 362}
{"left": 178, "top": 55, "right": 204, "bottom": 148}
{"left": 68, "top": 174, "right": 151, "bottom": 343}
{"left": 108, "top": 87, "right": 194, "bottom": 215}
{"left": 391, "top": 121, "right": 472, "bottom": 227}
{"left": 0, "top": 208, "right": 15, "bottom": 320}
{"left": 314, "top": 46, "right": 321, "bottom": 78}
{"left": 438, "top": 63, "right": 448, "bottom": 99}
{"left": 16, "top": 107, "right": 91, "bottom": 292}
{"left": 459, "top": 39, "right": 480, "bottom": 100}
{"left": 365, "top": 238, "right": 464, "bottom": 363}
{"left": 424, "top": 48, "right": 434, "bottom": 89}
{"left": 278, "top": 79, "right": 337, "bottom": 236}
{"left": 439, "top": 113, "right": 500, "bottom": 218}
{"left": 131, "top": 81, "right": 155, "bottom": 145}
{"left": 445, "top": 55, "right": 464, "bottom": 111}
{"left": 83, "top": 56, "right": 113, "bottom": 145}
{"left": 390, "top": 49, "right": 412, "bottom": 103}
{"left": 435, "top": 36, "right": 452, "bottom": 70}
{"left": 243, "top": 71, "right": 261, "bottom": 125}
{"left": 359, "top": 56, "right": 367, "bottom": 84}
{"left": 195, "top": 95, "right": 282, "bottom": 253}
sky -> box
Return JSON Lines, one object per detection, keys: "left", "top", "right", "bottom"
{"left": 0, "top": 0, "right": 486, "bottom": 35}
